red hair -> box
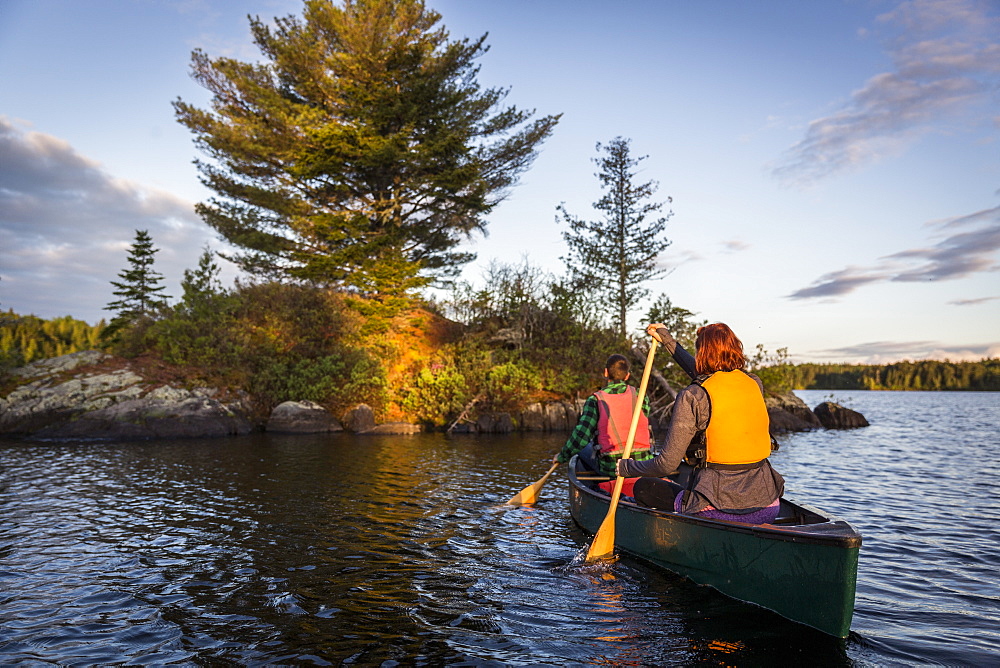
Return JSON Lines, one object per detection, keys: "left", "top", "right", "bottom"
{"left": 695, "top": 323, "right": 746, "bottom": 374}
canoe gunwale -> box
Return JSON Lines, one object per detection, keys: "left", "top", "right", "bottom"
{"left": 567, "top": 457, "right": 862, "bottom": 549}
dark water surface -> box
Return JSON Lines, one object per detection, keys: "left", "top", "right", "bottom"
{"left": 1, "top": 390, "right": 997, "bottom": 665}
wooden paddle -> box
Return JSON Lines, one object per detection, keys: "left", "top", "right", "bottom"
{"left": 507, "top": 461, "right": 559, "bottom": 505}
{"left": 585, "top": 337, "right": 659, "bottom": 562}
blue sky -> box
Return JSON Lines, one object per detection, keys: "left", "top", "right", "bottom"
{"left": 1, "top": 0, "right": 997, "bottom": 363}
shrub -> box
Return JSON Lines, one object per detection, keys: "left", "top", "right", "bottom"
{"left": 483, "top": 361, "right": 541, "bottom": 412}
{"left": 249, "top": 349, "right": 386, "bottom": 412}
{"left": 749, "top": 345, "right": 795, "bottom": 394}
{"left": 400, "top": 364, "right": 473, "bottom": 426}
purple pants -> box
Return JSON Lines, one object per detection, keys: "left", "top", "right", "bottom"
{"left": 674, "top": 492, "right": 780, "bottom": 524}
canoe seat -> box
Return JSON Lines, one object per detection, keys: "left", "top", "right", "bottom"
{"left": 770, "top": 499, "right": 828, "bottom": 525}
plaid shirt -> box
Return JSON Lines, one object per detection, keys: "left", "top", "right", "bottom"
{"left": 557, "top": 381, "right": 655, "bottom": 476}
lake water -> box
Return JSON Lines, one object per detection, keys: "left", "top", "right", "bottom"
{"left": 1, "top": 390, "right": 997, "bottom": 665}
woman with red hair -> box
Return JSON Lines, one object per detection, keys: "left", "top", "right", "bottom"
{"left": 617, "top": 322, "right": 784, "bottom": 523}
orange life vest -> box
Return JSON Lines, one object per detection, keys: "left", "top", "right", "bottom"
{"left": 594, "top": 387, "right": 651, "bottom": 456}
{"left": 700, "top": 370, "right": 771, "bottom": 465}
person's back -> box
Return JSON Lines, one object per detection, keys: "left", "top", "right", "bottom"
{"left": 699, "top": 369, "right": 772, "bottom": 466}
{"left": 619, "top": 323, "right": 784, "bottom": 523}
{"left": 553, "top": 354, "right": 654, "bottom": 492}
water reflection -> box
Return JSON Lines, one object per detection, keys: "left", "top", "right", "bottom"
{"left": 1, "top": 392, "right": 998, "bottom": 664}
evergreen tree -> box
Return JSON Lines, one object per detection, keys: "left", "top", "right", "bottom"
{"left": 104, "top": 230, "right": 170, "bottom": 334}
{"left": 644, "top": 293, "right": 705, "bottom": 388}
{"left": 645, "top": 294, "right": 702, "bottom": 352}
{"left": 558, "top": 137, "right": 673, "bottom": 340}
{"left": 173, "top": 0, "right": 560, "bottom": 305}
{"left": 180, "top": 246, "right": 224, "bottom": 309}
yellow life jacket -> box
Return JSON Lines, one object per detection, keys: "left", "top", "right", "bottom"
{"left": 700, "top": 370, "right": 772, "bottom": 465}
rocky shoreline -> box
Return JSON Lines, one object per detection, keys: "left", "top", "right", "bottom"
{"left": 0, "top": 351, "right": 254, "bottom": 440}
{"left": 0, "top": 351, "right": 869, "bottom": 441}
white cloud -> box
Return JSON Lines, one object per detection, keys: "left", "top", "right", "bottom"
{"left": 809, "top": 339, "right": 1000, "bottom": 363}
{"left": 720, "top": 239, "right": 751, "bottom": 253}
{"left": 788, "top": 203, "right": 1000, "bottom": 299}
{"left": 772, "top": 0, "right": 1000, "bottom": 186}
{"left": 0, "top": 117, "right": 230, "bottom": 322}
{"left": 949, "top": 295, "right": 999, "bottom": 305}
{"left": 658, "top": 249, "right": 703, "bottom": 272}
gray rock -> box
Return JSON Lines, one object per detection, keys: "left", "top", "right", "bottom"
{"left": 476, "top": 412, "right": 514, "bottom": 434}
{"left": 0, "top": 368, "right": 146, "bottom": 434}
{"left": 766, "top": 393, "right": 823, "bottom": 428}
{"left": 814, "top": 402, "right": 869, "bottom": 429}
{"left": 544, "top": 401, "right": 571, "bottom": 431}
{"left": 490, "top": 327, "right": 524, "bottom": 348}
{"left": 267, "top": 400, "right": 342, "bottom": 434}
{"left": 493, "top": 412, "right": 514, "bottom": 433}
{"left": 520, "top": 403, "right": 546, "bottom": 431}
{"left": 764, "top": 392, "right": 823, "bottom": 434}
{"left": 342, "top": 404, "right": 376, "bottom": 433}
{"left": 9, "top": 350, "right": 108, "bottom": 379}
{"left": 145, "top": 385, "right": 192, "bottom": 403}
{"left": 32, "top": 392, "right": 252, "bottom": 440}
{"left": 1, "top": 355, "right": 252, "bottom": 440}
{"left": 767, "top": 408, "right": 818, "bottom": 434}
{"left": 474, "top": 413, "right": 492, "bottom": 433}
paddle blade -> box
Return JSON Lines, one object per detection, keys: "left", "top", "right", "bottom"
{"left": 507, "top": 482, "right": 543, "bottom": 506}
{"left": 507, "top": 463, "right": 558, "bottom": 505}
{"left": 586, "top": 509, "right": 618, "bottom": 562}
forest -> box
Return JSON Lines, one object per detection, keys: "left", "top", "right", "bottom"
{"left": 782, "top": 359, "right": 1000, "bottom": 391}
{"left": 0, "top": 311, "right": 105, "bottom": 369}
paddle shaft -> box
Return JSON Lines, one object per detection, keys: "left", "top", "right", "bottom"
{"left": 586, "top": 338, "right": 659, "bottom": 562}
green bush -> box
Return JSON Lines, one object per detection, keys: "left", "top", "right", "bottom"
{"left": 106, "top": 282, "right": 390, "bottom": 416}
{"left": 251, "top": 355, "right": 344, "bottom": 405}
{"left": 249, "top": 350, "right": 386, "bottom": 411}
{"left": 749, "top": 345, "right": 795, "bottom": 394}
{"left": 401, "top": 364, "right": 472, "bottom": 426}
{"left": 483, "top": 361, "right": 541, "bottom": 411}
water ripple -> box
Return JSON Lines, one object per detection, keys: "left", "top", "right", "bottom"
{"left": 1, "top": 392, "right": 998, "bottom": 664}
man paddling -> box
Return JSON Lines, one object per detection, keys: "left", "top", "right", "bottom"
{"left": 552, "top": 354, "right": 654, "bottom": 497}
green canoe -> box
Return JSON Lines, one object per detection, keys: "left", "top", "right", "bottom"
{"left": 568, "top": 456, "right": 862, "bottom": 637}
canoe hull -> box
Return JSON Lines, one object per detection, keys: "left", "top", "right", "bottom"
{"left": 569, "top": 461, "right": 860, "bottom": 637}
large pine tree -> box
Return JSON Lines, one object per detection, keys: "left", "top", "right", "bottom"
{"left": 174, "top": 0, "right": 560, "bottom": 303}
{"left": 559, "top": 137, "right": 673, "bottom": 341}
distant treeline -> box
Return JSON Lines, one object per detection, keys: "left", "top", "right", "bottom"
{"left": 0, "top": 310, "right": 105, "bottom": 368}
{"left": 786, "top": 359, "right": 1000, "bottom": 391}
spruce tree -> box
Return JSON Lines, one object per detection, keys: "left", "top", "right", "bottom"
{"left": 180, "top": 246, "right": 224, "bottom": 308}
{"left": 104, "top": 230, "right": 170, "bottom": 332}
{"left": 558, "top": 137, "right": 673, "bottom": 341}
{"left": 174, "top": 0, "right": 560, "bottom": 305}
{"left": 645, "top": 293, "right": 705, "bottom": 388}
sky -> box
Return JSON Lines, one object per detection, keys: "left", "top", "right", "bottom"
{"left": 1, "top": 0, "right": 998, "bottom": 364}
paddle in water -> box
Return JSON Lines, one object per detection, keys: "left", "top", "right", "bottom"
{"left": 507, "top": 461, "right": 559, "bottom": 505}
{"left": 585, "top": 337, "right": 659, "bottom": 562}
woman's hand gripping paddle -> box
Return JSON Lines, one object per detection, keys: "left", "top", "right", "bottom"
{"left": 507, "top": 462, "right": 559, "bottom": 505}
{"left": 585, "top": 337, "right": 659, "bottom": 562}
